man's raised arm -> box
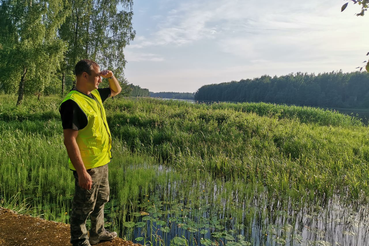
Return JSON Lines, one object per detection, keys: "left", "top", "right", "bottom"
{"left": 100, "top": 70, "right": 122, "bottom": 97}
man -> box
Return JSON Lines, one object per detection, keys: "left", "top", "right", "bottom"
{"left": 59, "top": 59, "right": 122, "bottom": 246}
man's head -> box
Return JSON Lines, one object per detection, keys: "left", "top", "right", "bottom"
{"left": 74, "top": 59, "right": 102, "bottom": 92}
{"left": 74, "top": 59, "right": 99, "bottom": 76}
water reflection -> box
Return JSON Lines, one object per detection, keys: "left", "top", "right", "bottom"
{"left": 114, "top": 164, "right": 369, "bottom": 246}
{"left": 297, "top": 199, "right": 369, "bottom": 246}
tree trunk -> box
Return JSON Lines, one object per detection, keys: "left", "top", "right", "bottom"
{"left": 16, "top": 67, "right": 27, "bottom": 106}
{"left": 72, "top": 13, "right": 79, "bottom": 88}
{"left": 61, "top": 71, "right": 65, "bottom": 96}
{"left": 85, "top": 6, "right": 89, "bottom": 58}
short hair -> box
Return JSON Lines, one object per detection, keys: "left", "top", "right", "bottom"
{"left": 74, "top": 59, "right": 99, "bottom": 76}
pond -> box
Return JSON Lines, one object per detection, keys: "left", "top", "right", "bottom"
{"left": 108, "top": 163, "right": 369, "bottom": 246}
{"left": 330, "top": 107, "right": 369, "bottom": 125}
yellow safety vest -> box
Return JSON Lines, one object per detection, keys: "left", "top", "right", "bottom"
{"left": 61, "top": 90, "right": 112, "bottom": 170}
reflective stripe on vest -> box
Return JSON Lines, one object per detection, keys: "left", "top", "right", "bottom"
{"left": 61, "top": 90, "right": 112, "bottom": 170}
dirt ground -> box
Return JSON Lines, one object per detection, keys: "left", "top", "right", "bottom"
{"left": 0, "top": 207, "right": 139, "bottom": 246}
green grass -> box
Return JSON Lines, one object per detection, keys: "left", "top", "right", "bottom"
{"left": 1, "top": 95, "right": 368, "bottom": 203}
{"left": 102, "top": 98, "right": 369, "bottom": 201}
{"left": 0, "top": 94, "right": 368, "bottom": 244}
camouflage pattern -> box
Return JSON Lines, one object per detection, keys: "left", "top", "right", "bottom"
{"left": 70, "top": 164, "right": 110, "bottom": 245}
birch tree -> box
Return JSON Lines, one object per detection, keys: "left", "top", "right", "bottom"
{"left": 58, "top": 0, "right": 135, "bottom": 95}
{"left": 0, "top": 0, "right": 69, "bottom": 105}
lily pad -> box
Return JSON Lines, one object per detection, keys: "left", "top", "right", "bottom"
{"left": 135, "top": 222, "right": 146, "bottom": 228}
{"left": 135, "top": 237, "right": 144, "bottom": 242}
{"left": 161, "top": 226, "right": 170, "bottom": 233}
{"left": 172, "top": 236, "right": 187, "bottom": 246}
{"left": 123, "top": 221, "right": 135, "bottom": 228}
{"left": 201, "top": 238, "right": 212, "bottom": 246}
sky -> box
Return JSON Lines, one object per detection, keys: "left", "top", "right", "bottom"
{"left": 123, "top": 0, "right": 369, "bottom": 93}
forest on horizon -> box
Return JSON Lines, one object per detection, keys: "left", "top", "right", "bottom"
{"left": 195, "top": 71, "right": 369, "bottom": 109}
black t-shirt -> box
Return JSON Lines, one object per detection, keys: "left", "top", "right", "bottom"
{"left": 59, "top": 88, "right": 111, "bottom": 130}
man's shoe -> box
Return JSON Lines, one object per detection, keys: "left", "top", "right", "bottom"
{"left": 72, "top": 240, "right": 91, "bottom": 246}
{"left": 89, "top": 230, "right": 117, "bottom": 245}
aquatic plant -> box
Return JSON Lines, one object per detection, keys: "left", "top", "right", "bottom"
{"left": 1, "top": 95, "right": 369, "bottom": 245}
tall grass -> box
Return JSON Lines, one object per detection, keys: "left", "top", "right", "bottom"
{"left": 1, "top": 95, "right": 368, "bottom": 245}
{"left": 104, "top": 98, "right": 369, "bottom": 202}
{"left": 1, "top": 95, "right": 368, "bottom": 203}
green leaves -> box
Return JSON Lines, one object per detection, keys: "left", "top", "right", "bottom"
{"left": 135, "top": 222, "right": 146, "bottom": 228}
{"left": 59, "top": 0, "right": 135, "bottom": 82}
{"left": 200, "top": 239, "right": 213, "bottom": 246}
{"left": 135, "top": 237, "right": 144, "bottom": 242}
{"left": 356, "top": 9, "right": 366, "bottom": 15}
{"left": 160, "top": 226, "right": 170, "bottom": 233}
{"left": 0, "top": 0, "right": 134, "bottom": 100}
{"left": 123, "top": 221, "right": 135, "bottom": 228}
{"left": 341, "top": 0, "right": 369, "bottom": 15}
{"left": 0, "top": 0, "right": 69, "bottom": 104}
{"left": 341, "top": 2, "right": 349, "bottom": 12}
{"left": 171, "top": 236, "right": 188, "bottom": 246}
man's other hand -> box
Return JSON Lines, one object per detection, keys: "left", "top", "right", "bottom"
{"left": 78, "top": 170, "right": 93, "bottom": 190}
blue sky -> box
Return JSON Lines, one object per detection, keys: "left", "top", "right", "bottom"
{"left": 124, "top": 0, "right": 369, "bottom": 93}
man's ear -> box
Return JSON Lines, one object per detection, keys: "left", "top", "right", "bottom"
{"left": 82, "top": 72, "right": 88, "bottom": 79}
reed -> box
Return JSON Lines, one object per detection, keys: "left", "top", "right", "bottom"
{"left": 104, "top": 98, "right": 369, "bottom": 202}
{"left": 0, "top": 95, "right": 368, "bottom": 245}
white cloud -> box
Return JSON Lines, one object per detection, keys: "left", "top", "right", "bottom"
{"left": 131, "top": 0, "right": 363, "bottom": 49}
{"left": 215, "top": 0, "right": 369, "bottom": 64}
{"left": 125, "top": 50, "right": 164, "bottom": 62}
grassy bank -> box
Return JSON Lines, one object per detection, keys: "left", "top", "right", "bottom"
{"left": 1, "top": 94, "right": 368, "bottom": 244}
{"left": 104, "top": 98, "right": 368, "bottom": 200}
{"left": 1, "top": 95, "right": 368, "bottom": 201}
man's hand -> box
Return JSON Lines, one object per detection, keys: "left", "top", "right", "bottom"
{"left": 100, "top": 70, "right": 114, "bottom": 79}
{"left": 78, "top": 170, "right": 93, "bottom": 190}
{"left": 100, "top": 70, "right": 122, "bottom": 97}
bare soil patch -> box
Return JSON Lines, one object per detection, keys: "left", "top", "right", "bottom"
{"left": 0, "top": 207, "right": 138, "bottom": 246}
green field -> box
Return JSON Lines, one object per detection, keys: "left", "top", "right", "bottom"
{"left": 1, "top": 95, "right": 368, "bottom": 245}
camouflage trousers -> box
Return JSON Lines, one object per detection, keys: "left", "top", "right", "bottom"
{"left": 70, "top": 164, "right": 110, "bottom": 245}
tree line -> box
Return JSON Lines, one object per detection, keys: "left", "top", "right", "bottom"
{"left": 129, "top": 86, "right": 195, "bottom": 99}
{"left": 0, "top": 0, "right": 135, "bottom": 105}
{"left": 194, "top": 71, "right": 369, "bottom": 109}
{"left": 150, "top": 92, "right": 195, "bottom": 100}
{"left": 130, "top": 84, "right": 150, "bottom": 97}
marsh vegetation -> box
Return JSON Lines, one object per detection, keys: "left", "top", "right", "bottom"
{"left": 1, "top": 95, "right": 369, "bottom": 245}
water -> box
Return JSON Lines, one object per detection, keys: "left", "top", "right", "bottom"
{"left": 158, "top": 98, "right": 196, "bottom": 103}
{"left": 130, "top": 198, "right": 369, "bottom": 246}
{"left": 110, "top": 164, "right": 369, "bottom": 246}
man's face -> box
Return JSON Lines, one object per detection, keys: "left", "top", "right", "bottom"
{"left": 88, "top": 65, "right": 102, "bottom": 90}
